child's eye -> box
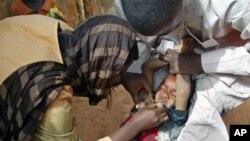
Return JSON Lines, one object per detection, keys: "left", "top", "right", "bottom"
{"left": 169, "top": 89, "right": 176, "bottom": 94}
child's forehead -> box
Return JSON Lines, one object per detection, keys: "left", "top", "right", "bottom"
{"left": 162, "top": 75, "right": 176, "bottom": 90}
{"left": 164, "top": 75, "right": 176, "bottom": 83}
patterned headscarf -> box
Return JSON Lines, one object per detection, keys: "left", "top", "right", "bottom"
{"left": 0, "top": 15, "right": 138, "bottom": 140}
{"left": 0, "top": 62, "right": 71, "bottom": 141}
{"left": 58, "top": 15, "right": 138, "bottom": 104}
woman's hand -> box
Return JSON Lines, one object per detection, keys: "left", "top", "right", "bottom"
{"left": 160, "top": 49, "right": 203, "bottom": 74}
{"left": 132, "top": 104, "right": 168, "bottom": 130}
{"left": 109, "top": 104, "right": 168, "bottom": 141}
{"left": 121, "top": 72, "right": 155, "bottom": 104}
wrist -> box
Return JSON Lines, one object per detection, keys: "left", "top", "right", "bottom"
{"left": 178, "top": 53, "right": 203, "bottom": 74}
{"left": 120, "top": 71, "right": 127, "bottom": 85}
{"left": 110, "top": 117, "right": 140, "bottom": 141}
{"left": 175, "top": 96, "right": 188, "bottom": 111}
{"left": 128, "top": 118, "right": 142, "bottom": 133}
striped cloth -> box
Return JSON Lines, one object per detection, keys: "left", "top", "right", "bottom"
{"left": 0, "top": 15, "right": 138, "bottom": 141}
{"left": 58, "top": 15, "right": 138, "bottom": 104}
{"left": 0, "top": 62, "right": 71, "bottom": 141}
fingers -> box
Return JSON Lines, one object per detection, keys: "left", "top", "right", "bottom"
{"left": 159, "top": 112, "right": 169, "bottom": 123}
{"left": 139, "top": 78, "right": 155, "bottom": 103}
{"left": 135, "top": 102, "right": 146, "bottom": 109}
{"left": 147, "top": 92, "right": 155, "bottom": 103}
{"left": 154, "top": 108, "right": 168, "bottom": 126}
{"left": 159, "top": 53, "right": 168, "bottom": 62}
{"left": 159, "top": 49, "right": 175, "bottom": 62}
{"left": 130, "top": 87, "right": 140, "bottom": 104}
{"left": 143, "top": 87, "right": 155, "bottom": 103}
{"left": 159, "top": 49, "right": 176, "bottom": 73}
{"left": 132, "top": 92, "right": 140, "bottom": 104}
{"left": 166, "top": 49, "right": 177, "bottom": 54}
{"left": 163, "top": 49, "right": 176, "bottom": 62}
{"left": 163, "top": 49, "right": 180, "bottom": 74}
{"left": 144, "top": 103, "right": 158, "bottom": 109}
{"left": 155, "top": 107, "right": 167, "bottom": 115}
{"left": 169, "top": 67, "right": 176, "bottom": 74}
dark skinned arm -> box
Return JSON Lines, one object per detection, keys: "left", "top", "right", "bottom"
{"left": 142, "top": 58, "right": 168, "bottom": 87}
{"left": 109, "top": 104, "right": 167, "bottom": 141}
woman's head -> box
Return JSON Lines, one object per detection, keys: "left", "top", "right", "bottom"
{"left": 121, "top": 0, "right": 183, "bottom": 36}
{"left": 60, "top": 15, "right": 138, "bottom": 105}
{"left": 86, "top": 23, "right": 138, "bottom": 96}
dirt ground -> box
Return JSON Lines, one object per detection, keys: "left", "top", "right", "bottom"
{"left": 72, "top": 85, "right": 134, "bottom": 141}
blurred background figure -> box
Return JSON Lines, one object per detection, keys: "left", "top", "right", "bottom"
{"left": 11, "top": 0, "right": 65, "bottom": 21}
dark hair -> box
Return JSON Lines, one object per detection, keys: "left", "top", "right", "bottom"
{"left": 126, "top": 43, "right": 139, "bottom": 64}
{"left": 121, "top": 0, "right": 182, "bottom": 35}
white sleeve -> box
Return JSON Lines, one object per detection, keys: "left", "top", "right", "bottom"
{"left": 227, "top": 0, "right": 250, "bottom": 44}
{"left": 202, "top": 0, "right": 250, "bottom": 75}
{"left": 201, "top": 47, "right": 250, "bottom": 75}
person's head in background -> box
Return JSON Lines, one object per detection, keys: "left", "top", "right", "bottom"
{"left": 121, "top": 0, "right": 183, "bottom": 36}
{"left": 11, "top": 0, "right": 65, "bottom": 21}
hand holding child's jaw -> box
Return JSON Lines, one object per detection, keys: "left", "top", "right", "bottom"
{"left": 155, "top": 89, "right": 176, "bottom": 108}
{"left": 135, "top": 36, "right": 195, "bottom": 113}
{"left": 121, "top": 72, "right": 154, "bottom": 104}
{"left": 135, "top": 75, "right": 177, "bottom": 109}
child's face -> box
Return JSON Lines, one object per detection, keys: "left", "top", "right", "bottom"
{"left": 155, "top": 75, "right": 176, "bottom": 108}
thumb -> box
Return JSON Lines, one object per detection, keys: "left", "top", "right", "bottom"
{"left": 142, "top": 81, "right": 155, "bottom": 103}
{"left": 131, "top": 90, "right": 140, "bottom": 104}
{"left": 166, "top": 49, "right": 177, "bottom": 54}
{"left": 169, "top": 67, "right": 177, "bottom": 74}
{"left": 159, "top": 53, "right": 168, "bottom": 62}
{"left": 144, "top": 103, "right": 158, "bottom": 109}
{"left": 163, "top": 49, "right": 177, "bottom": 62}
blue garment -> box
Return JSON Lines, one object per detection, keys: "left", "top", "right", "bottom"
{"left": 167, "top": 108, "right": 188, "bottom": 127}
{"left": 157, "top": 108, "right": 188, "bottom": 141}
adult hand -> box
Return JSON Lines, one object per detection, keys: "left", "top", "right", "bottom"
{"left": 160, "top": 49, "right": 203, "bottom": 74}
{"left": 159, "top": 49, "right": 180, "bottom": 73}
{"left": 121, "top": 72, "right": 154, "bottom": 104}
{"left": 109, "top": 104, "right": 168, "bottom": 141}
{"left": 131, "top": 104, "right": 168, "bottom": 131}
{"left": 175, "top": 74, "right": 191, "bottom": 111}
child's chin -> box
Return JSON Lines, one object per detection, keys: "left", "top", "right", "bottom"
{"left": 155, "top": 99, "right": 168, "bottom": 108}
{"left": 156, "top": 99, "right": 174, "bottom": 109}
{"left": 161, "top": 102, "right": 169, "bottom": 108}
